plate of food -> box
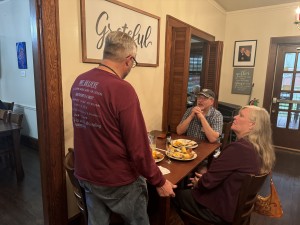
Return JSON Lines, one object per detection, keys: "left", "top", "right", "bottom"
{"left": 166, "top": 147, "right": 197, "bottom": 161}
{"left": 171, "top": 139, "right": 198, "bottom": 149}
{"left": 152, "top": 150, "right": 165, "bottom": 163}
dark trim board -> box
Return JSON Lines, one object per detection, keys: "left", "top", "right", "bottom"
{"left": 21, "top": 135, "right": 39, "bottom": 150}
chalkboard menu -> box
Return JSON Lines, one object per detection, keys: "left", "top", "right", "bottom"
{"left": 231, "top": 68, "right": 254, "bottom": 95}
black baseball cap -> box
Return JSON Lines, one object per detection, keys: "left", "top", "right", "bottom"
{"left": 196, "top": 89, "right": 215, "bottom": 99}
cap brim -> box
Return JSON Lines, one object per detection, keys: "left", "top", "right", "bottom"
{"left": 198, "top": 93, "right": 210, "bottom": 98}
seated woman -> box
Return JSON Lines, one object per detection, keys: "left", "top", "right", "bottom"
{"left": 174, "top": 105, "right": 276, "bottom": 224}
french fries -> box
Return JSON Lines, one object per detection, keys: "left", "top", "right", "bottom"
{"left": 168, "top": 146, "right": 194, "bottom": 160}
{"left": 152, "top": 150, "right": 164, "bottom": 160}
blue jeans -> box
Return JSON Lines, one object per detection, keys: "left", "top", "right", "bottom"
{"left": 79, "top": 176, "right": 150, "bottom": 225}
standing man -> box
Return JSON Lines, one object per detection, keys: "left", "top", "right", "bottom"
{"left": 177, "top": 89, "right": 223, "bottom": 143}
{"left": 71, "top": 31, "right": 176, "bottom": 225}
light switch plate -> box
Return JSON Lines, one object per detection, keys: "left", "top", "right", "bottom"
{"left": 20, "top": 70, "right": 26, "bottom": 77}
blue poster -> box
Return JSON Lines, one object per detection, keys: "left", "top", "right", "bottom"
{"left": 16, "top": 42, "right": 27, "bottom": 69}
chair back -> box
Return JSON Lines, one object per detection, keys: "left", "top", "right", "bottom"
{"left": 232, "top": 173, "right": 269, "bottom": 225}
{"left": 64, "top": 148, "right": 88, "bottom": 225}
{"left": 9, "top": 113, "right": 24, "bottom": 126}
{"left": 180, "top": 173, "right": 269, "bottom": 225}
{"left": 0, "top": 109, "right": 8, "bottom": 121}
{"left": 2, "top": 101, "right": 14, "bottom": 111}
{"left": 64, "top": 148, "right": 124, "bottom": 225}
{"left": 221, "top": 122, "right": 232, "bottom": 149}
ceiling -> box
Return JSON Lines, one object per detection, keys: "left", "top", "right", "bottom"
{"left": 214, "top": 0, "right": 299, "bottom": 12}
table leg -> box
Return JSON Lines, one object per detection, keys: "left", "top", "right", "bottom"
{"left": 159, "top": 197, "right": 171, "bottom": 225}
{"left": 12, "top": 129, "right": 24, "bottom": 182}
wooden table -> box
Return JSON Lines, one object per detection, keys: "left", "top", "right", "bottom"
{"left": 0, "top": 120, "right": 24, "bottom": 182}
{"left": 148, "top": 133, "right": 221, "bottom": 225}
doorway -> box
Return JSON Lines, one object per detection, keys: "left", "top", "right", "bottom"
{"left": 162, "top": 15, "right": 223, "bottom": 132}
{"left": 187, "top": 38, "right": 204, "bottom": 108}
{"left": 264, "top": 37, "right": 300, "bottom": 151}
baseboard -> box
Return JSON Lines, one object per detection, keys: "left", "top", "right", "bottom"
{"left": 21, "top": 135, "right": 39, "bottom": 150}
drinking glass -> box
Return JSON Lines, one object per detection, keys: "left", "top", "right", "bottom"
{"left": 148, "top": 134, "right": 156, "bottom": 152}
{"left": 166, "top": 137, "right": 172, "bottom": 164}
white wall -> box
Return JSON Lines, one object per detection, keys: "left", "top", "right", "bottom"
{"left": 220, "top": 3, "right": 300, "bottom": 107}
{"left": 0, "top": 0, "right": 37, "bottom": 138}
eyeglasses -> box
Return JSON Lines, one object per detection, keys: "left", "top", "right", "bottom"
{"left": 126, "top": 55, "right": 138, "bottom": 68}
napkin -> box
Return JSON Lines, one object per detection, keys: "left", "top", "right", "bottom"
{"left": 158, "top": 166, "right": 170, "bottom": 175}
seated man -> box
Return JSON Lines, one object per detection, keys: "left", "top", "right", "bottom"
{"left": 177, "top": 89, "right": 223, "bottom": 143}
{"left": 177, "top": 89, "right": 223, "bottom": 173}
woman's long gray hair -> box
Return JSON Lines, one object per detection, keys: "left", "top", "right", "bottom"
{"left": 243, "top": 105, "right": 275, "bottom": 173}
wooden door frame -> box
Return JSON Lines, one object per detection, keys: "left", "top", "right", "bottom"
{"left": 263, "top": 36, "right": 300, "bottom": 111}
{"left": 162, "top": 15, "right": 215, "bottom": 131}
{"left": 30, "top": 0, "right": 68, "bottom": 224}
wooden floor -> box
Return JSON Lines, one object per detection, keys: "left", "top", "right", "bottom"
{"left": 251, "top": 148, "right": 300, "bottom": 225}
{"left": 0, "top": 147, "right": 299, "bottom": 225}
{"left": 0, "top": 145, "right": 43, "bottom": 225}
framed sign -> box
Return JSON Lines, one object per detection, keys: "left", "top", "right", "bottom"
{"left": 233, "top": 40, "right": 257, "bottom": 67}
{"left": 80, "top": 0, "right": 160, "bottom": 67}
{"left": 231, "top": 68, "right": 254, "bottom": 95}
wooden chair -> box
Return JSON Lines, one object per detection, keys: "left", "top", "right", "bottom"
{"left": 0, "top": 112, "right": 24, "bottom": 169}
{"left": 64, "top": 148, "right": 124, "bottom": 225}
{"left": 180, "top": 173, "right": 269, "bottom": 225}
{"left": 64, "top": 148, "right": 88, "bottom": 225}
{"left": 9, "top": 112, "right": 24, "bottom": 126}
{"left": 2, "top": 101, "right": 14, "bottom": 111}
{"left": 221, "top": 122, "right": 232, "bottom": 150}
{"left": 0, "top": 109, "right": 8, "bottom": 121}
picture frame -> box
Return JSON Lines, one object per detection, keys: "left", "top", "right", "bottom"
{"left": 80, "top": 0, "right": 160, "bottom": 67}
{"left": 231, "top": 68, "right": 254, "bottom": 95}
{"left": 16, "top": 42, "right": 28, "bottom": 69}
{"left": 233, "top": 40, "right": 257, "bottom": 67}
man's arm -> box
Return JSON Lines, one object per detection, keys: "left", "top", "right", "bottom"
{"left": 177, "top": 114, "right": 193, "bottom": 135}
{"left": 196, "top": 109, "right": 223, "bottom": 143}
{"left": 177, "top": 108, "right": 195, "bottom": 135}
{"left": 156, "top": 180, "right": 177, "bottom": 197}
{"left": 197, "top": 113, "right": 220, "bottom": 142}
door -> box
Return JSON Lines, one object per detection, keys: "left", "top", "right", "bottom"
{"left": 163, "top": 16, "right": 223, "bottom": 133}
{"left": 270, "top": 45, "right": 300, "bottom": 150}
{"left": 167, "top": 27, "right": 191, "bottom": 132}
{"left": 202, "top": 41, "right": 223, "bottom": 108}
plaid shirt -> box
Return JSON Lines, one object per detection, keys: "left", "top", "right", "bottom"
{"left": 180, "top": 106, "right": 223, "bottom": 141}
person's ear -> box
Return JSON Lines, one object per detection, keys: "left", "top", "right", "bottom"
{"left": 249, "top": 122, "right": 255, "bottom": 130}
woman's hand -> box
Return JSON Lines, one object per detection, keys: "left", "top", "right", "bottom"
{"left": 187, "top": 172, "right": 203, "bottom": 188}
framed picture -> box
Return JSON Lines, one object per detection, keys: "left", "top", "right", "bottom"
{"left": 80, "top": 0, "right": 160, "bottom": 67}
{"left": 233, "top": 40, "right": 257, "bottom": 67}
{"left": 16, "top": 42, "right": 28, "bottom": 69}
{"left": 231, "top": 68, "right": 254, "bottom": 95}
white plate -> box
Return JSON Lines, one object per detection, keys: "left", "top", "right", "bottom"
{"left": 155, "top": 156, "right": 164, "bottom": 163}
{"left": 171, "top": 139, "right": 198, "bottom": 149}
{"left": 166, "top": 151, "right": 197, "bottom": 161}
{"left": 153, "top": 151, "right": 165, "bottom": 163}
